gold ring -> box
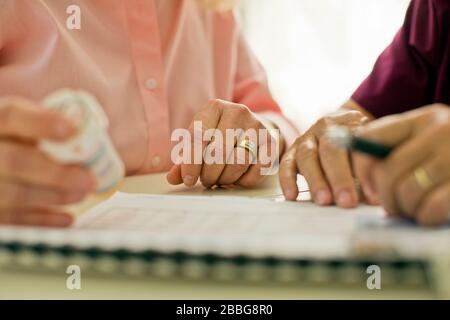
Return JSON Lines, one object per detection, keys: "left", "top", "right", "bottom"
{"left": 237, "top": 139, "right": 258, "bottom": 163}
{"left": 414, "top": 167, "right": 433, "bottom": 191}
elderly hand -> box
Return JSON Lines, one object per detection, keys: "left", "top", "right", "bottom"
{"left": 167, "top": 99, "right": 284, "bottom": 188}
{"left": 353, "top": 104, "right": 450, "bottom": 226}
{"left": 279, "top": 101, "right": 371, "bottom": 207}
{"left": 0, "top": 96, "right": 96, "bottom": 227}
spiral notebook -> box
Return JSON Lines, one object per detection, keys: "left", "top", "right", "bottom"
{"left": 0, "top": 192, "right": 448, "bottom": 285}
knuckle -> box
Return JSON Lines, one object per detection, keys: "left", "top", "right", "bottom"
{"left": 345, "top": 110, "right": 365, "bottom": 120}
{"left": 314, "top": 117, "right": 328, "bottom": 131}
{"left": 296, "top": 140, "right": 317, "bottom": 162}
{"left": 345, "top": 110, "right": 363, "bottom": 118}
{"left": 197, "top": 99, "right": 223, "bottom": 123}
{"left": 235, "top": 103, "right": 250, "bottom": 114}
{"left": 248, "top": 119, "right": 262, "bottom": 131}
{"left": 345, "top": 110, "right": 369, "bottom": 126}
{"left": 207, "top": 99, "right": 224, "bottom": 111}
{"left": 423, "top": 104, "right": 450, "bottom": 123}
{"left": 228, "top": 104, "right": 250, "bottom": 120}
{"left": 280, "top": 152, "right": 296, "bottom": 169}
{"left": 429, "top": 103, "right": 449, "bottom": 114}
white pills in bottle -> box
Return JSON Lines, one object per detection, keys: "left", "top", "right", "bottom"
{"left": 39, "top": 89, "right": 125, "bottom": 195}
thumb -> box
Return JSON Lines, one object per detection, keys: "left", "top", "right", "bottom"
{"left": 355, "top": 106, "right": 445, "bottom": 147}
{"left": 352, "top": 107, "right": 437, "bottom": 205}
{"left": 355, "top": 113, "right": 417, "bottom": 147}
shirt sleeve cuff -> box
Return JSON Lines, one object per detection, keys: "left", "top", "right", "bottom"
{"left": 256, "top": 111, "right": 300, "bottom": 148}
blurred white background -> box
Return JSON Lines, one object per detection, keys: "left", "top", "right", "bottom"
{"left": 240, "top": 0, "right": 410, "bottom": 130}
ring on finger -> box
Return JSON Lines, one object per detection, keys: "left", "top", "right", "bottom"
{"left": 237, "top": 139, "right": 258, "bottom": 164}
{"left": 414, "top": 167, "right": 434, "bottom": 191}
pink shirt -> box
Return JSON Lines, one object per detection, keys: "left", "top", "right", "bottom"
{"left": 0, "top": 0, "right": 293, "bottom": 175}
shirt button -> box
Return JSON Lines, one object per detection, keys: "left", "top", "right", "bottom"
{"left": 145, "top": 78, "right": 158, "bottom": 90}
{"left": 151, "top": 156, "right": 161, "bottom": 168}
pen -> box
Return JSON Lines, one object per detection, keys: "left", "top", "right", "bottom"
{"left": 327, "top": 126, "right": 393, "bottom": 159}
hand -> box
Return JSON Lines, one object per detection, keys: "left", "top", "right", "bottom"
{"left": 353, "top": 104, "right": 450, "bottom": 226}
{"left": 167, "top": 99, "right": 284, "bottom": 188}
{"left": 0, "top": 96, "right": 96, "bottom": 227}
{"left": 279, "top": 102, "right": 371, "bottom": 207}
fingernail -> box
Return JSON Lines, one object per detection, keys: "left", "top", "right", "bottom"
{"left": 315, "top": 190, "right": 329, "bottom": 206}
{"left": 285, "top": 188, "right": 297, "bottom": 200}
{"left": 337, "top": 190, "right": 353, "bottom": 207}
{"left": 183, "top": 175, "right": 196, "bottom": 186}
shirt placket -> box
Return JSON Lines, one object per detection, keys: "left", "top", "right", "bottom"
{"left": 124, "top": 0, "right": 171, "bottom": 173}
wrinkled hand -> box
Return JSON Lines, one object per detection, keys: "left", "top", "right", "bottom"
{"left": 167, "top": 99, "right": 283, "bottom": 188}
{"left": 0, "top": 96, "right": 96, "bottom": 227}
{"left": 353, "top": 104, "right": 450, "bottom": 226}
{"left": 280, "top": 106, "right": 371, "bottom": 207}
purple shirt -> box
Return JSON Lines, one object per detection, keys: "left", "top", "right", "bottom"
{"left": 352, "top": 0, "right": 450, "bottom": 118}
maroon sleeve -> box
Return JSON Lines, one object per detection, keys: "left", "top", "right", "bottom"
{"left": 352, "top": 0, "right": 448, "bottom": 118}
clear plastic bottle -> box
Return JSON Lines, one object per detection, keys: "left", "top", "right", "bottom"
{"left": 39, "top": 89, "right": 125, "bottom": 196}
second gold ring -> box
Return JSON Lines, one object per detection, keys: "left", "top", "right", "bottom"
{"left": 414, "top": 167, "right": 433, "bottom": 191}
{"left": 237, "top": 139, "right": 258, "bottom": 163}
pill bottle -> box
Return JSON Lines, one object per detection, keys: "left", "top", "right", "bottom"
{"left": 39, "top": 89, "right": 125, "bottom": 197}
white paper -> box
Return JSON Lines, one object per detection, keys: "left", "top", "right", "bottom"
{"left": 0, "top": 192, "right": 448, "bottom": 260}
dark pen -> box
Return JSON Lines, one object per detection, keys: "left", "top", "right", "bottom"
{"left": 327, "top": 126, "right": 393, "bottom": 159}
